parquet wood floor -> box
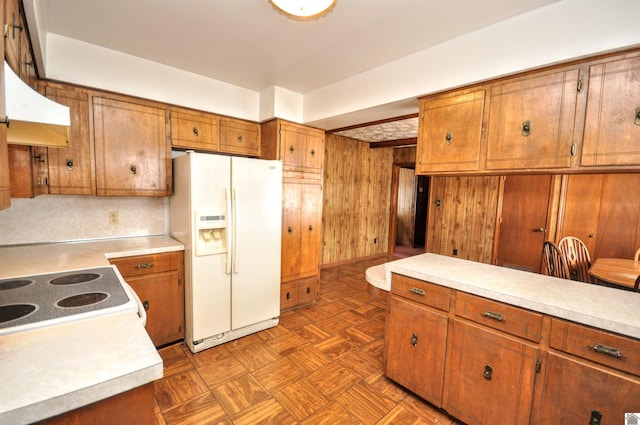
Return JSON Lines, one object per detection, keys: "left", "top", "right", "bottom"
{"left": 153, "top": 255, "right": 460, "bottom": 425}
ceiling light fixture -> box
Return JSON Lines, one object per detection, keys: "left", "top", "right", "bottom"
{"left": 269, "top": 0, "right": 336, "bottom": 21}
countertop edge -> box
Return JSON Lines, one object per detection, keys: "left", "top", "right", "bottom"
{"left": 383, "top": 253, "right": 640, "bottom": 340}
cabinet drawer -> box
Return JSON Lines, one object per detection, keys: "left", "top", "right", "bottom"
{"left": 170, "top": 110, "right": 219, "bottom": 151}
{"left": 391, "top": 274, "right": 450, "bottom": 312}
{"left": 281, "top": 281, "right": 299, "bottom": 310}
{"left": 455, "top": 292, "right": 543, "bottom": 342}
{"left": 549, "top": 318, "right": 640, "bottom": 376}
{"left": 298, "top": 277, "right": 318, "bottom": 305}
{"left": 110, "top": 252, "right": 181, "bottom": 278}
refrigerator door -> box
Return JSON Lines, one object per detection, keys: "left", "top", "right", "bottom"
{"left": 186, "top": 153, "right": 232, "bottom": 342}
{"left": 230, "top": 157, "right": 282, "bottom": 329}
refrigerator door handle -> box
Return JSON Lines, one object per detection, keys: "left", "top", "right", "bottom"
{"left": 225, "top": 187, "right": 232, "bottom": 275}
{"left": 232, "top": 188, "right": 239, "bottom": 274}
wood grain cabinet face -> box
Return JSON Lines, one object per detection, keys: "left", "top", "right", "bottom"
{"left": 4, "top": 0, "right": 22, "bottom": 76}
{"left": 93, "top": 96, "right": 171, "bottom": 196}
{"left": 110, "top": 252, "right": 185, "bottom": 347}
{"left": 581, "top": 54, "right": 640, "bottom": 167}
{"left": 534, "top": 319, "right": 640, "bottom": 424}
{"left": 219, "top": 117, "right": 260, "bottom": 157}
{"left": 280, "top": 122, "right": 324, "bottom": 174}
{"left": 385, "top": 294, "right": 448, "bottom": 405}
{"left": 485, "top": 69, "right": 580, "bottom": 170}
{"left": 417, "top": 89, "right": 485, "bottom": 173}
{"left": 45, "top": 85, "right": 93, "bottom": 195}
{"left": 443, "top": 319, "right": 539, "bottom": 425}
{"left": 169, "top": 109, "right": 220, "bottom": 152}
{"left": 8, "top": 144, "right": 48, "bottom": 198}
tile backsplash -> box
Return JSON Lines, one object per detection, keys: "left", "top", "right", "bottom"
{"left": 0, "top": 195, "right": 169, "bottom": 245}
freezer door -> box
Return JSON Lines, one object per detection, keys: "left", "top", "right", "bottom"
{"left": 230, "top": 157, "right": 282, "bottom": 329}
{"left": 185, "top": 152, "right": 232, "bottom": 342}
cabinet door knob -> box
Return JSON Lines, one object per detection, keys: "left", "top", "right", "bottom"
{"left": 308, "top": 224, "right": 314, "bottom": 231}
{"left": 193, "top": 126, "right": 199, "bottom": 136}
{"left": 287, "top": 226, "right": 293, "bottom": 234}
{"left": 310, "top": 148, "right": 316, "bottom": 156}
{"left": 533, "top": 227, "right": 546, "bottom": 233}
{"left": 289, "top": 145, "right": 295, "bottom": 153}
{"left": 286, "top": 292, "right": 291, "bottom": 300}
{"left": 483, "top": 364, "right": 493, "bottom": 381}
{"left": 237, "top": 134, "right": 243, "bottom": 142}
{"left": 522, "top": 120, "right": 531, "bottom": 137}
{"left": 130, "top": 164, "right": 138, "bottom": 175}
{"left": 66, "top": 158, "right": 74, "bottom": 171}
{"left": 589, "top": 410, "right": 603, "bottom": 425}
{"left": 410, "top": 333, "right": 418, "bottom": 346}
{"left": 445, "top": 131, "right": 453, "bottom": 144}
{"left": 0, "top": 116, "right": 9, "bottom": 128}
{"left": 143, "top": 300, "right": 150, "bottom": 311}
{"left": 635, "top": 107, "right": 640, "bottom": 126}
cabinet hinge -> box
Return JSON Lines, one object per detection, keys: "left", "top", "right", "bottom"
{"left": 420, "top": 112, "right": 425, "bottom": 119}
{"left": 577, "top": 78, "right": 583, "bottom": 92}
{"left": 419, "top": 154, "right": 423, "bottom": 164}
{"left": 535, "top": 359, "right": 542, "bottom": 373}
{"left": 570, "top": 143, "right": 576, "bottom": 156}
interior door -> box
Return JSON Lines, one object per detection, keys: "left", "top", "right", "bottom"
{"left": 496, "top": 175, "right": 552, "bottom": 273}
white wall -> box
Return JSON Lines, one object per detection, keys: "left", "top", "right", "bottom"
{"left": 0, "top": 196, "right": 167, "bottom": 245}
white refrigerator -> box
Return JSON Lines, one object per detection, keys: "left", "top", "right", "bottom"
{"left": 170, "top": 151, "right": 282, "bottom": 353}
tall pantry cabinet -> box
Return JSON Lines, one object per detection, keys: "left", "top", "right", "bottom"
{"left": 262, "top": 119, "right": 324, "bottom": 310}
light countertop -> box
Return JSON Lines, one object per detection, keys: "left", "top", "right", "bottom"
{"left": 379, "top": 253, "right": 640, "bottom": 340}
{"left": 0, "top": 235, "right": 185, "bottom": 424}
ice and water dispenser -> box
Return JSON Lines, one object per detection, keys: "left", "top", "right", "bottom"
{"left": 194, "top": 210, "right": 227, "bottom": 256}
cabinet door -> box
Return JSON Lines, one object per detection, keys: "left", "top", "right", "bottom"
{"left": 169, "top": 109, "right": 219, "bottom": 151}
{"left": 385, "top": 295, "right": 448, "bottom": 406}
{"left": 417, "top": 89, "right": 485, "bottom": 173}
{"left": 280, "top": 122, "right": 324, "bottom": 174}
{"left": 443, "top": 320, "right": 538, "bottom": 425}
{"left": 486, "top": 69, "right": 580, "bottom": 170}
{"left": 532, "top": 352, "right": 640, "bottom": 425}
{"left": 219, "top": 117, "right": 260, "bottom": 156}
{"left": 46, "top": 85, "right": 93, "bottom": 195}
{"left": 281, "top": 183, "right": 302, "bottom": 281}
{"left": 299, "top": 183, "right": 322, "bottom": 277}
{"left": 19, "top": 24, "right": 36, "bottom": 88}
{"left": 8, "top": 145, "right": 48, "bottom": 197}
{"left": 125, "top": 270, "right": 184, "bottom": 347}
{"left": 4, "top": 0, "right": 21, "bottom": 75}
{"left": 93, "top": 97, "right": 170, "bottom": 196}
{"left": 581, "top": 55, "right": 640, "bottom": 166}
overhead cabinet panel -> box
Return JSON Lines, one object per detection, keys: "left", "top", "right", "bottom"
{"left": 418, "top": 89, "right": 485, "bottom": 173}
{"left": 581, "top": 55, "right": 640, "bottom": 166}
{"left": 485, "top": 69, "right": 580, "bottom": 170}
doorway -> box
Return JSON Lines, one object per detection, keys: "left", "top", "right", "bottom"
{"left": 390, "top": 164, "right": 429, "bottom": 257}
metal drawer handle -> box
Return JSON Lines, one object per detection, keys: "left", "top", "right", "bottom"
{"left": 591, "top": 343, "right": 622, "bottom": 358}
{"left": 136, "top": 262, "right": 153, "bottom": 269}
{"left": 409, "top": 287, "right": 425, "bottom": 296}
{"left": 483, "top": 310, "right": 505, "bottom": 322}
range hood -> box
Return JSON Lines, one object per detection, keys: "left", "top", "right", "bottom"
{"left": 4, "top": 61, "right": 70, "bottom": 147}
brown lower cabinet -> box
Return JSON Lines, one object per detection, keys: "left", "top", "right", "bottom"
{"left": 384, "top": 273, "right": 640, "bottom": 425}
{"left": 36, "top": 383, "right": 154, "bottom": 425}
{"left": 110, "top": 251, "right": 185, "bottom": 347}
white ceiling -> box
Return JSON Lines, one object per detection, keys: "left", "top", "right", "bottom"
{"left": 32, "top": 0, "right": 566, "bottom": 141}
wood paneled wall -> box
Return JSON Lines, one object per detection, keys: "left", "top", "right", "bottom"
{"left": 395, "top": 168, "right": 416, "bottom": 246}
{"left": 427, "top": 176, "right": 500, "bottom": 264}
{"left": 322, "top": 135, "right": 393, "bottom": 265}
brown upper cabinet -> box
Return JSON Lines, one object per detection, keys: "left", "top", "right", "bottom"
{"left": 93, "top": 96, "right": 171, "bottom": 197}
{"left": 4, "top": 0, "right": 21, "bottom": 76}
{"left": 417, "top": 48, "right": 640, "bottom": 175}
{"left": 417, "top": 89, "right": 485, "bottom": 173}
{"left": 168, "top": 108, "right": 220, "bottom": 152}
{"left": 581, "top": 53, "right": 640, "bottom": 167}
{"left": 261, "top": 119, "right": 324, "bottom": 175}
{"left": 219, "top": 117, "right": 261, "bottom": 157}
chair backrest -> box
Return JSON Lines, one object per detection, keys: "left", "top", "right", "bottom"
{"left": 557, "top": 236, "right": 592, "bottom": 283}
{"left": 543, "top": 241, "right": 571, "bottom": 280}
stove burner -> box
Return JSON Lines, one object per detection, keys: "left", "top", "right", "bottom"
{"left": 57, "top": 292, "right": 109, "bottom": 308}
{"left": 0, "top": 304, "right": 37, "bottom": 323}
{"left": 50, "top": 273, "right": 101, "bottom": 285}
{"left": 0, "top": 279, "right": 34, "bottom": 290}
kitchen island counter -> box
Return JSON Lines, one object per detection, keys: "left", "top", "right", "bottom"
{"left": 380, "top": 253, "right": 640, "bottom": 340}
{"left": 0, "top": 235, "right": 184, "bottom": 424}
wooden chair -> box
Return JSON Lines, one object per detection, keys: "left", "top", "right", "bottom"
{"left": 542, "top": 241, "right": 571, "bottom": 280}
{"left": 557, "top": 236, "right": 592, "bottom": 283}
